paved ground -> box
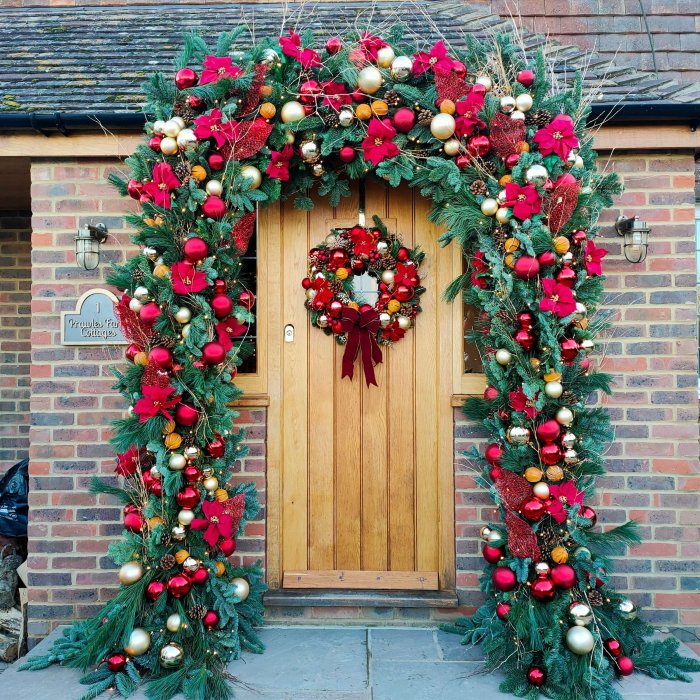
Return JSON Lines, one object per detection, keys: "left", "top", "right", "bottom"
{"left": 1, "top": 626, "right": 699, "bottom": 699}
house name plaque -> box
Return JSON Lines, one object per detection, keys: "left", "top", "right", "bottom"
{"left": 61, "top": 288, "right": 127, "bottom": 345}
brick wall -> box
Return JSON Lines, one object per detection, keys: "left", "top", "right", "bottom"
{"left": 27, "top": 159, "right": 265, "bottom": 645}
{"left": 454, "top": 151, "right": 700, "bottom": 650}
{"left": 0, "top": 212, "right": 31, "bottom": 474}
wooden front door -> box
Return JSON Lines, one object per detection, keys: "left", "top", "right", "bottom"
{"left": 262, "top": 183, "right": 455, "bottom": 591}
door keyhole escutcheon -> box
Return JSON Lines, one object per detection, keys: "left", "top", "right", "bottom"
{"left": 284, "top": 324, "right": 295, "bottom": 342}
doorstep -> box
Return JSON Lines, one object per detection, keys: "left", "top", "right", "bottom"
{"left": 265, "top": 588, "right": 459, "bottom": 608}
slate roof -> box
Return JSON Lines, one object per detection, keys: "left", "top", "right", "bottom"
{"left": 0, "top": 1, "right": 698, "bottom": 125}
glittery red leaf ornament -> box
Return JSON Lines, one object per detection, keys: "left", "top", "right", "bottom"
{"left": 141, "top": 363, "right": 171, "bottom": 389}
{"left": 506, "top": 511, "right": 542, "bottom": 562}
{"left": 489, "top": 111, "right": 526, "bottom": 160}
{"left": 221, "top": 118, "right": 274, "bottom": 161}
{"left": 223, "top": 493, "right": 247, "bottom": 535}
{"left": 115, "top": 294, "right": 152, "bottom": 345}
{"left": 238, "top": 63, "right": 268, "bottom": 116}
{"left": 231, "top": 211, "right": 256, "bottom": 254}
{"left": 544, "top": 181, "right": 579, "bottom": 234}
{"left": 496, "top": 469, "right": 532, "bottom": 511}
{"left": 435, "top": 70, "right": 471, "bottom": 103}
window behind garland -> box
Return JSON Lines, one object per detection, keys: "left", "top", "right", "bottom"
{"left": 463, "top": 301, "right": 481, "bottom": 374}
{"left": 238, "top": 222, "right": 257, "bottom": 374}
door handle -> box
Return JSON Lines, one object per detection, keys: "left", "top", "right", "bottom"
{"left": 284, "top": 324, "right": 295, "bottom": 343}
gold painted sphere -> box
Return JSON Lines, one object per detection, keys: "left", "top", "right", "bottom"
{"left": 231, "top": 577, "right": 250, "bottom": 601}
{"left": 495, "top": 207, "right": 512, "bottom": 224}
{"left": 376, "top": 46, "right": 396, "bottom": 68}
{"left": 429, "top": 113, "right": 456, "bottom": 140}
{"left": 171, "top": 117, "right": 186, "bottom": 130}
{"left": 181, "top": 323, "right": 191, "bottom": 339}
{"left": 177, "top": 509, "right": 195, "bottom": 526}
{"left": 397, "top": 315, "right": 411, "bottom": 331}
{"left": 544, "top": 381, "right": 563, "bottom": 399}
{"left": 152, "top": 120, "right": 166, "bottom": 135}
{"left": 515, "top": 93, "right": 533, "bottom": 112}
{"left": 390, "top": 55, "right": 413, "bottom": 81}
{"left": 176, "top": 128, "right": 197, "bottom": 149}
{"left": 169, "top": 453, "right": 186, "bottom": 471}
{"left": 556, "top": 407, "right": 574, "bottom": 426}
{"left": 240, "top": 165, "right": 262, "bottom": 190}
{"left": 546, "top": 465, "right": 564, "bottom": 482}
{"left": 125, "top": 628, "right": 151, "bottom": 656}
{"left": 166, "top": 613, "right": 182, "bottom": 633}
{"left": 480, "top": 198, "right": 499, "bottom": 216}
{"left": 118, "top": 560, "right": 144, "bottom": 586}
{"left": 495, "top": 348, "right": 512, "bottom": 365}
{"left": 510, "top": 110, "right": 526, "bottom": 121}
{"left": 381, "top": 269, "right": 395, "bottom": 285}
{"left": 533, "top": 482, "right": 550, "bottom": 500}
{"left": 175, "top": 307, "right": 192, "bottom": 324}
{"left": 205, "top": 179, "right": 223, "bottom": 197}
{"left": 162, "top": 119, "right": 182, "bottom": 138}
{"left": 443, "top": 138, "right": 461, "bottom": 156}
{"left": 159, "top": 642, "right": 185, "bottom": 669}
{"left": 475, "top": 75, "right": 492, "bottom": 91}
{"left": 280, "top": 100, "right": 306, "bottom": 123}
{"left": 357, "top": 66, "right": 383, "bottom": 94}
{"left": 202, "top": 476, "right": 219, "bottom": 492}
{"left": 566, "top": 626, "right": 595, "bottom": 655}
{"left": 160, "top": 137, "right": 179, "bottom": 156}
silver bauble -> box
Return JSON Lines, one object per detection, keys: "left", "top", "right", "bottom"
{"left": 556, "top": 407, "right": 574, "bottom": 426}
{"left": 390, "top": 56, "right": 413, "bottom": 81}
{"left": 338, "top": 109, "right": 354, "bottom": 127}
{"left": 261, "top": 48, "right": 278, "bottom": 64}
{"left": 317, "top": 314, "right": 329, "bottom": 328}
{"left": 357, "top": 66, "right": 383, "bottom": 94}
{"left": 300, "top": 140, "right": 320, "bottom": 163}
{"left": 510, "top": 110, "right": 526, "bottom": 121}
{"left": 618, "top": 599, "right": 637, "bottom": 621}
{"left": 184, "top": 446, "right": 200, "bottom": 460}
{"left": 534, "top": 562, "right": 551, "bottom": 577}
{"left": 376, "top": 239, "right": 389, "bottom": 254}
{"left": 182, "top": 556, "right": 199, "bottom": 573}
{"left": 149, "top": 466, "right": 161, "bottom": 480}
{"left": 569, "top": 602, "right": 593, "bottom": 626}
{"left": 561, "top": 251, "right": 574, "bottom": 264}
{"left": 379, "top": 312, "right": 392, "bottom": 328}
{"left": 381, "top": 269, "right": 395, "bottom": 285}
{"left": 166, "top": 613, "right": 182, "bottom": 632}
{"left": 565, "top": 626, "right": 595, "bottom": 655}
{"left": 561, "top": 432, "right": 577, "bottom": 449}
{"left": 159, "top": 642, "right": 185, "bottom": 669}
{"left": 171, "top": 525, "right": 187, "bottom": 541}
{"left": 168, "top": 453, "right": 186, "bottom": 471}
{"left": 544, "top": 381, "right": 563, "bottom": 399}
{"left": 175, "top": 307, "right": 192, "bottom": 324}
{"left": 128, "top": 298, "right": 143, "bottom": 313}
{"left": 507, "top": 426, "right": 530, "bottom": 445}
{"left": 495, "top": 348, "right": 512, "bottom": 366}
{"left": 133, "top": 286, "right": 150, "bottom": 302}
{"left": 500, "top": 95, "right": 516, "bottom": 114}
{"left": 581, "top": 339, "right": 594, "bottom": 354}
{"left": 525, "top": 164, "right": 549, "bottom": 187}
{"left": 231, "top": 577, "right": 250, "bottom": 600}
{"left": 312, "top": 162, "right": 325, "bottom": 177}
{"left": 564, "top": 448, "right": 579, "bottom": 464}
{"left": 479, "top": 526, "right": 492, "bottom": 541}
{"left": 487, "top": 529, "right": 506, "bottom": 547}
{"left": 572, "top": 302, "right": 587, "bottom": 322}
{"left": 125, "top": 628, "right": 151, "bottom": 656}
{"left": 143, "top": 246, "right": 158, "bottom": 261}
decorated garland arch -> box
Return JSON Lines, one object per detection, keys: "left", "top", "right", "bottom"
{"left": 22, "top": 21, "right": 699, "bottom": 700}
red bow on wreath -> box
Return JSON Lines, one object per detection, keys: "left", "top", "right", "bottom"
{"left": 339, "top": 305, "right": 383, "bottom": 387}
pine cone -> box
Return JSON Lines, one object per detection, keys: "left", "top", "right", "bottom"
{"left": 188, "top": 603, "right": 207, "bottom": 620}
{"left": 493, "top": 226, "right": 509, "bottom": 253}
{"left": 417, "top": 108, "right": 434, "bottom": 126}
{"left": 384, "top": 89, "right": 401, "bottom": 108}
{"left": 328, "top": 279, "right": 344, "bottom": 294}
{"left": 482, "top": 160, "right": 498, "bottom": 175}
{"left": 325, "top": 112, "right": 340, "bottom": 129}
{"left": 151, "top": 333, "right": 178, "bottom": 350}
{"left": 174, "top": 161, "right": 192, "bottom": 184}
{"left": 378, "top": 256, "right": 395, "bottom": 270}
{"left": 173, "top": 101, "right": 196, "bottom": 125}
{"left": 470, "top": 179, "right": 488, "bottom": 197}
{"left": 527, "top": 109, "right": 552, "bottom": 128}
{"left": 562, "top": 390, "right": 578, "bottom": 404}
{"left": 132, "top": 268, "right": 145, "bottom": 283}
{"left": 588, "top": 590, "right": 604, "bottom": 607}
{"left": 160, "top": 554, "right": 176, "bottom": 570}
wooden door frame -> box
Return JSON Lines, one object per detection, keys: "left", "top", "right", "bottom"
{"left": 262, "top": 194, "right": 456, "bottom": 593}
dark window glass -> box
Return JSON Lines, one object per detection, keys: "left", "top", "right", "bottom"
{"left": 238, "top": 220, "right": 257, "bottom": 374}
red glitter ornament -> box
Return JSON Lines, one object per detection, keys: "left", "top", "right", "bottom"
{"left": 551, "top": 564, "right": 577, "bottom": 589}
{"left": 531, "top": 576, "right": 556, "bottom": 601}
{"left": 492, "top": 566, "right": 517, "bottom": 592}
{"left": 211, "top": 294, "right": 234, "bottom": 319}
{"left": 527, "top": 666, "right": 546, "bottom": 687}
{"left": 175, "top": 68, "right": 197, "bottom": 90}
{"left": 145, "top": 580, "right": 166, "bottom": 602}
{"left": 175, "top": 402, "right": 199, "bottom": 427}
{"left": 489, "top": 466, "right": 503, "bottom": 481}
{"left": 482, "top": 544, "right": 504, "bottom": 564}
{"left": 201, "top": 195, "right": 227, "bottom": 220}
{"left": 176, "top": 486, "right": 201, "bottom": 510}
{"left": 540, "top": 442, "right": 562, "bottom": 465}
{"left": 167, "top": 573, "right": 192, "bottom": 599}
{"left": 496, "top": 470, "right": 533, "bottom": 511}
{"left": 496, "top": 601, "right": 511, "bottom": 620}
{"left": 505, "top": 511, "right": 542, "bottom": 561}
{"left": 522, "top": 497, "right": 546, "bottom": 522}
{"left": 106, "top": 652, "right": 128, "bottom": 673}
{"left": 616, "top": 656, "right": 634, "bottom": 677}
{"left": 184, "top": 236, "right": 209, "bottom": 263}
{"left": 202, "top": 610, "right": 220, "bottom": 630}
{"left": 148, "top": 346, "right": 173, "bottom": 369}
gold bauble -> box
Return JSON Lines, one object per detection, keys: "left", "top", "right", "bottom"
{"left": 440, "top": 99, "right": 456, "bottom": 115}
{"left": 544, "top": 381, "right": 563, "bottom": 399}
{"left": 556, "top": 407, "right": 574, "bottom": 426}
{"left": 164, "top": 433, "right": 182, "bottom": 450}
{"left": 429, "top": 113, "right": 456, "bottom": 140}
{"left": 524, "top": 466, "right": 544, "bottom": 483}
{"left": 357, "top": 66, "right": 383, "bottom": 94}
{"left": 240, "top": 165, "right": 262, "bottom": 190}
{"left": 125, "top": 628, "right": 151, "bottom": 656}
{"left": 162, "top": 119, "right": 182, "bottom": 138}
{"left": 168, "top": 453, "right": 186, "bottom": 471}
{"left": 533, "top": 482, "right": 550, "bottom": 500}
{"left": 175, "top": 550, "right": 190, "bottom": 564}
{"left": 166, "top": 613, "right": 182, "bottom": 633}
{"left": 443, "top": 138, "right": 461, "bottom": 156}
{"left": 148, "top": 516, "right": 163, "bottom": 529}
{"left": 495, "top": 348, "right": 512, "bottom": 365}
{"left": 118, "top": 561, "right": 144, "bottom": 586}
{"left": 504, "top": 237, "right": 520, "bottom": 253}
{"left": 205, "top": 179, "right": 223, "bottom": 197}
{"left": 153, "top": 263, "right": 170, "bottom": 279}
{"left": 231, "top": 577, "right": 250, "bottom": 601}
{"left": 553, "top": 236, "right": 570, "bottom": 254}
{"left": 216, "top": 561, "right": 226, "bottom": 577}
{"left": 551, "top": 546, "right": 569, "bottom": 564}
{"left": 390, "top": 55, "right": 413, "bottom": 81}
{"left": 202, "top": 476, "right": 219, "bottom": 492}
{"left": 178, "top": 509, "right": 195, "bottom": 526}
{"left": 215, "top": 488, "right": 229, "bottom": 502}
{"left": 174, "top": 307, "right": 192, "bottom": 324}
{"left": 176, "top": 128, "right": 197, "bottom": 150}
{"left": 191, "top": 165, "right": 207, "bottom": 181}
{"left": 515, "top": 93, "right": 533, "bottom": 112}
{"left": 495, "top": 207, "right": 512, "bottom": 224}
{"left": 546, "top": 465, "right": 564, "bottom": 482}
{"left": 280, "top": 100, "right": 305, "bottom": 123}
{"left": 376, "top": 46, "right": 396, "bottom": 68}
{"left": 159, "top": 642, "right": 185, "bottom": 669}
{"left": 565, "top": 626, "right": 595, "bottom": 655}
{"left": 160, "top": 137, "right": 178, "bottom": 156}
{"left": 480, "top": 198, "right": 499, "bottom": 216}
{"left": 475, "top": 75, "right": 492, "bottom": 91}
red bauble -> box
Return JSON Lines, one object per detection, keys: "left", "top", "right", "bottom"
{"left": 191, "top": 567, "right": 209, "bottom": 585}
{"left": 492, "top": 567, "right": 517, "bottom": 592}
{"left": 150, "top": 480, "right": 163, "bottom": 497}
{"left": 184, "top": 236, "right": 209, "bottom": 262}
{"left": 148, "top": 346, "right": 173, "bottom": 369}
{"left": 540, "top": 442, "right": 562, "bottom": 466}
{"left": 495, "top": 602, "right": 511, "bottom": 620}
{"left": 106, "top": 652, "right": 128, "bottom": 673}
{"left": 483, "top": 544, "right": 504, "bottom": 564}
{"left": 148, "top": 135, "right": 163, "bottom": 152}
{"left": 394, "top": 284, "right": 414, "bottom": 302}
{"left": 392, "top": 107, "right": 416, "bottom": 133}
{"left": 505, "top": 153, "right": 520, "bottom": 170}
{"left": 139, "top": 303, "right": 160, "bottom": 327}
{"left": 213, "top": 279, "right": 227, "bottom": 294}
{"left": 187, "top": 94, "right": 205, "bottom": 111}
{"left": 211, "top": 294, "right": 234, "bottom": 319}
{"left": 301, "top": 277, "right": 312, "bottom": 290}
{"left": 551, "top": 564, "right": 577, "bottom": 589}
{"left": 299, "top": 80, "right": 321, "bottom": 105}
{"left": 328, "top": 300, "right": 344, "bottom": 318}
{"left": 202, "top": 610, "right": 220, "bottom": 630}
{"left": 184, "top": 465, "right": 201, "bottom": 483}
{"left": 471, "top": 82, "right": 487, "bottom": 96}
{"left": 123, "top": 510, "right": 143, "bottom": 533}
{"left": 489, "top": 466, "right": 503, "bottom": 481}
{"left": 339, "top": 146, "right": 356, "bottom": 163}
{"left": 604, "top": 638, "right": 622, "bottom": 658}
{"left": 208, "top": 153, "right": 224, "bottom": 171}
{"left": 175, "top": 402, "right": 199, "bottom": 427}
{"left": 202, "top": 341, "right": 227, "bottom": 365}
{"left": 125, "top": 343, "right": 141, "bottom": 362}
{"left": 484, "top": 386, "right": 499, "bottom": 401}
{"left": 167, "top": 573, "right": 192, "bottom": 599}
{"left": 514, "top": 329, "right": 534, "bottom": 351}
{"left": 218, "top": 538, "right": 237, "bottom": 556}
{"left": 397, "top": 247, "right": 410, "bottom": 262}
{"left": 485, "top": 443, "right": 503, "bottom": 465}
{"left": 560, "top": 338, "right": 579, "bottom": 363}
{"left": 616, "top": 656, "right": 634, "bottom": 677}
{"left": 329, "top": 248, "right": 350, "bottom": 271}
{"left": 517, "top": 69, "right": 536, "bottom": 88}
{"left": 556, "top": 265, "right": 576, "bottom": 288}
{"left": 176, "top": 486, "right": 201, "bottom": 510}
{"left": 522, "top": 498, "right": 546, "bottom": 522}
{"left": 536, "top": 420, "right": 560, "bottom": 443}
{"left": 538, "top": 250, "right": 556, "bottom": 267}
{"left": 359, "top": 303, "right": 373, "bottom": 314}
{"left": 514, "top": 255, "right": 540, "bottom": 280}
{"left": 530, "top": 576, "right": 556, "bottom": 601}
{"left": 580, "top": 505, "right": 597, "bottom": 527}
{"left": 331, "top": 320, "right": 343, "bottom": 334}
{"left": 527, "top": 666, "right": 546, "bottom": 687}
{"left": 145, "top": 580, "right": 166, "bottom": 602}
{"left": 456, "top": 154, "right": 470, "bottom": 170}
{"left": 206, "top": 434, "right": 226, "bottom": 458}
{"left": 467, "top": 135, "right": 491, "bottom": 158}
{"left": 239, "top": 290, "right": 256, "bottom": 310}
{"left": 517, "top": 312, "right": 533, "bottom": 328}
{"left": 452, "top": 60, "right": 466, "bottom": 77}
{"left": 572, "top": 230, "right": 587, "bottom": 246}
{"left": 326, "top": 36, "right": 342, "bottom": 54}
{"left": 580, "top": 356, "right": 590, "bottom": 372}
{"left": 201, "top": 195, "right": 227, "bottom": 220}
{"left": 142, "top": 470, "right": 155, "bottom": 490}
{"left": 127, "top": 179, "right": 143, "bottom": 199}
{"left": 175, "top": 67, "right": 197, "bottom": 90}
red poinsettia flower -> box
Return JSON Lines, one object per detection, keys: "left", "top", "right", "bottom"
{"left": 539, "top": 278, "right": 577, "bottom": 318}
{"left": 279, "top": 30, "right": 321, "bottom": 69}
{"left": 313, "top": 286, "right": 334, "bottom": 310}
{"left": 266, "top": 144, "right": 294, "bottom": 181}
{"left": 394, "top": 262, "right": 419, "bottom": 288}
{"left": 362, "top": 119, "right": 400, "bottom": 166}
{"left": 412, "top": 40, "right": 454, "bottom": 76}
{"left": 141, "top": 163, "right": 181, "bottom": 209}
{"left": 454, "top": 91, "right": 486, "bottom": 138}
{"left": 359, "top": 32, "right": 388, "bottom": 61}
{"left": 200, "top": 55, "right": 243, "bottom": 85}
{"left": 382, "top": 320, "right": 406, "bottom": 342}
{"left": 191, "top": 498, "right": 236, "bottom": 548}
{"left": 171, "top": 261, "right": 209, "bottom": 295}
{"left": 349, "top": 225, "right": 376, "bottom": 256}
{"left": 115, "top": 445, "right": 149, "bottom": 477}
{"left": 216, "top": 318, "right": 247, "bottom": 352}
{"left": 133, "top": 384, "right": 181, "bottom": 423}
{"left": 321, "top": 81, "right": 352, "bottom": 111}
{"left": 193, "top": 109, "right": 238, "bottom": 149}
{"left": 584, "top": 240, "right": 608, "bottom": 276}
{"left": 508, "top": 387, "right": 540, "bottom": 420}
{"left": 547, "top": 480, "right": 585, "bottom": 524}
{"left": 470, "top": 250, "right": 489, "bottom": 289}
{"left": 505, "top": 182, "right": 542, "bottom": 221}
{"left": 533, "top": 114, "right": 579, "bottom": 161}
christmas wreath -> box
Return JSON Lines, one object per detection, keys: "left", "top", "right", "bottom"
{"left": 302, "top": 216, "right": 424, "bottom": 386}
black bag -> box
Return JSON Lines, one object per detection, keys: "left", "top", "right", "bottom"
{"left": 0, "top": 458, "right": 28, "bottom": 539}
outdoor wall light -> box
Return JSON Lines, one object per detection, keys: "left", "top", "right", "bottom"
{"left": 614, "top": 215, "right": 650, "bottom": 264}
{"left": 75, "top": 223, "right": 108, "bottom": 270}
